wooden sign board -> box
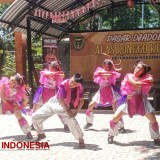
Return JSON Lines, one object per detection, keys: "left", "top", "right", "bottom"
{"left": 70, "top": 30, "right": 160, "bottom": 81}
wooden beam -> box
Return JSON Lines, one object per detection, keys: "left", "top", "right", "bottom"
{"left": 14, "top": 32, "right": 27, "bottom": 79}
{"left": 0, "top": 0, "right": 14, "bottom": 3}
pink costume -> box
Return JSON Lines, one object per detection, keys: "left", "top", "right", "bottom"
{"left": 93, "top": 67, "right": 121, "bottom": 105}
{"left": 55, "top": 78, "right": 84, "bottom": 126}
{"left": 33, "top": 69, "right": 64, "bottom": 105}
{"left": 0, "top": 77, "right": 31, "bottom": 135}
{"left": 32, "top": 78, "right": 84, "bottom": 142}
{"left": 120, "top": 73, "right": 153, "bottom": 117}
{"left": 108, "top": 73, "right": 160, "bottom": 140}
{"left": 85, "top": 67, "right": 121, "bottom": 125}
{"left": 57, "top": 79, "right": 83, "bottom": 108}
{"left": 0, "top": 77, "right": 26, "bottom": 114}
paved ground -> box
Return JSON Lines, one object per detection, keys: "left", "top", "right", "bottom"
{"left": 0, "top": 110, "right": 160, "bottom": 160}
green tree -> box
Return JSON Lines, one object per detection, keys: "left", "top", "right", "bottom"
{"left": 0, "top": 3, "right": 9, "bottom": 15}
{"left": 73, "top": 3, "right": 160, "bottom": 31}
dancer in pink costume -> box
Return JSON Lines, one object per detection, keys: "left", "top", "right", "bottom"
{"left": 32, "top": 61, "right": 64, "bottom": 111}
{"left": 0, "top": 73, "right": 33, "bottom": 139}
{"left": 31, "top": 61, "right": 66, "bottom": 129}
{"left": 84, "top": 57, "right": 124, "bottom": 131}
{"left": 32, "top": 73, "right": 85, "bottom": 148}
{"left": 108, "top": 60, "right": 160, "bottom": 145}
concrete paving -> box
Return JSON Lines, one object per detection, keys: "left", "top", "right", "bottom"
{"left": 0, "top": 110, "right": 160, "bottom": 160}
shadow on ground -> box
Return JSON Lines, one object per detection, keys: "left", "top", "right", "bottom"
{"left": 113, "top": 140, "right": 159, "bottom": 149}
{"left": 49, "top": 142, "right": 102, "bottom": 151}
{"left": 0, "top": 135, "right": 32, "bottom": 142}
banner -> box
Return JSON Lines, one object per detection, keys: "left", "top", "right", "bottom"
{"left": 33, "top": 0, "right": 160, "bottom": 23}
{"left": 43, "top": 38, "right": 58, "bottom": 65}
{"left": 70, "top": 30, "right": 160, "bottom": 81}
{"left": 33, "top": 0, "right": 99, "bottom": 23}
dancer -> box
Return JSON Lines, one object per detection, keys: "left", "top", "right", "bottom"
{"left": 108, "top": 60, "right": 160, "bottom": 145}
{"left": 32, "top": 61, "right": 64, "bottom": 111}
{"left": 31, "top": 61, "right": 65, "bottom": 129}
{"left": 32, "top": 73, "right": 85, "bottom": 148}
{"left": 0, "top": 73, "right": 33, "bottom": 139}
{"left": 84, "top": 57, "right": 124, "bottom": 131}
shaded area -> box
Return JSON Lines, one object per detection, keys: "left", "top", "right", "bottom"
{"left": 0, "top": 135, "right": 32, "bottom": 142}
{"left": 50, "top": 142, "right": 102, "bottom": 151}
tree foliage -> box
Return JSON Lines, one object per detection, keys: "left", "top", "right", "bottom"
{"left": 0, "top": 3, "right": 9, "bottom": 15}
{"left": 73, "top": 4, "right": 160, "bottom": 31}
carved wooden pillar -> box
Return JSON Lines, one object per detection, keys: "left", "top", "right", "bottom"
{"left": 14, "top": 32, "right": 27, "bottom": 79}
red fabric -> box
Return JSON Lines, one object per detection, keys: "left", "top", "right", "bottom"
{"left": 151, "top": 122, "right": 159, "bottom": 132}
{"left": 128, "top": 94, "right": 145, "bottom": 118}
{"left": 2, "top": 102, "right": 14, "bottom": 114}
{"left": 100, "top": 86, "right": 113, "bottom": 104}
{"left": 42, "top": 88, "right": 56, "bottom": 104}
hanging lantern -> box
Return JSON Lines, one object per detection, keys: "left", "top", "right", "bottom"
{"left": 127, "top": 0, "right": 134, "bottom": 9}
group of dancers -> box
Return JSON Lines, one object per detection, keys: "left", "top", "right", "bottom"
{"left": 0, "top": 57, "right": 160, "bottom": 148}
